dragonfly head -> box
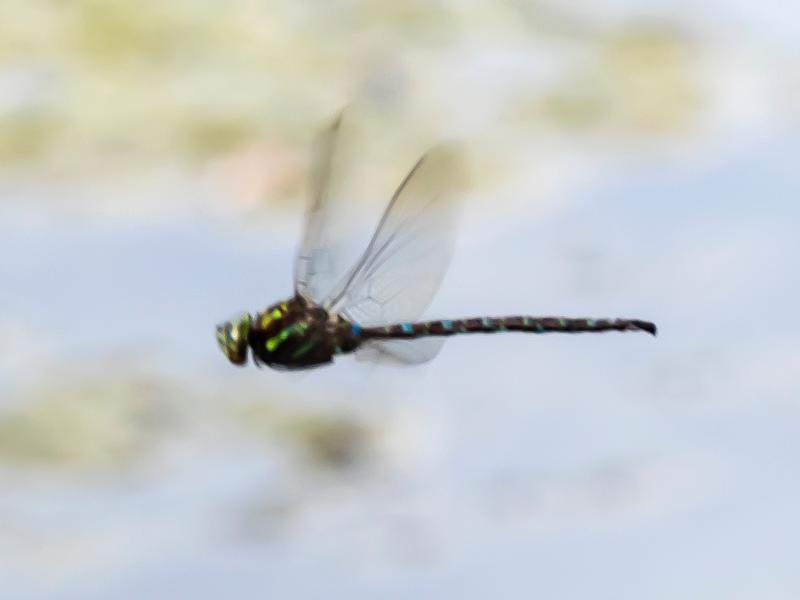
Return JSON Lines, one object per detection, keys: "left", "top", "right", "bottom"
{"left": 215, "top": 312, "right": 252, "bottom": 365}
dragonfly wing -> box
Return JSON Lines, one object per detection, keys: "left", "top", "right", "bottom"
{"left": 294, "top": 113, "right": 349, "bottom": 304}
{"left": 326, "top": 143, "right": 467, "bottom": 326}
{"left": 324, "top": 143, "right": 467, "bottom": 365}
{"left": 355, "top": 337, "right": 444, "bottom": 365}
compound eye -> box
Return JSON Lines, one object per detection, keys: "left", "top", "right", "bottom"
{"left": 216, "top": 323, "right": 247, "bottom": 365}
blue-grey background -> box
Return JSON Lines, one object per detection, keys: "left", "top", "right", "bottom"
{"left": 1, "top": 1, "right": 798, "bottom": 598}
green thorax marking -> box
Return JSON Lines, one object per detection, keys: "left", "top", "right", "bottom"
{"left": 260, "top": 302, "right": 288, "bottom": 329}
{"left": 266, "top": 320, "right": 308, "bottom": 352}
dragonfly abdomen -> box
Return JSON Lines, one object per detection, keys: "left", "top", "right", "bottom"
{"left": 362, "top": 316, "right": 657, "bottom": 339}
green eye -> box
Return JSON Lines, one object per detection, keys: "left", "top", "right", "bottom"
{"left": 216, "top": 313, "right": 252, "bottom": 366}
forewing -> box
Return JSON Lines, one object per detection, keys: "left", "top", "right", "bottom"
{"left": 326, "top": 143, "right": 466, "bottom": 325}
{"left": 323, "top": 144, "right": 467, "bottom": 365}
{"left": 294, "top": 113, "right": 348, "bottom": 304}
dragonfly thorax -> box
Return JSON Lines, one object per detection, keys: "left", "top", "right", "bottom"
{"left": 243, "top": 297, "right": 362, "bottom": 370}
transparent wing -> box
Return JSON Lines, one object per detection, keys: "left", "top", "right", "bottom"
{"left": 294, "top": 113, "right": 348, "bottom": 304}
{"left": 355, "top": 337, "right": 445, "bottom": 365}
{"left": 322, "top": 144, "right": 467, "bottom": 364}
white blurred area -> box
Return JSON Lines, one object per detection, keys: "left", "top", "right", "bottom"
{"left": 1, "top": 1, "right": 799, "bottom": 598}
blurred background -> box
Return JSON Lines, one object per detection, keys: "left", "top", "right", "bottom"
{"left": 1, "top": 1, "right": 799, "bottom": 598}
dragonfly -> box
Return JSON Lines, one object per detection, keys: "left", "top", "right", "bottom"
{"left": 216, "top": 115, "right": 656, "bottom": 370}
